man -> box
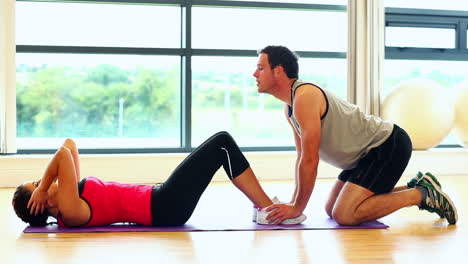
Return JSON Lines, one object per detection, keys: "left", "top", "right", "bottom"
{"left": 253, "top": 45, "right": 457, "bottom": 225}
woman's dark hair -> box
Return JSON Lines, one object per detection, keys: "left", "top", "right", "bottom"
{"left": 258, "top": 45, "right": 299, "bottom": 79}
{"left": 12, "top": 184, "right": 49, "bottom": 226}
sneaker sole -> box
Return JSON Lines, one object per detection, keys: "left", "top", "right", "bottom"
{"left": 423, "top": 175, "right": 458, "bottom": 224}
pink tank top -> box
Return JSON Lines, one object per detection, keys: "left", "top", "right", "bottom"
{"left": 58, "top": 176, "right": 153, "bottom": 227}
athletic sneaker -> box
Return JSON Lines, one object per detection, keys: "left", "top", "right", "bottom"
{"left": 407, "top": 171, "right": 442, "bottom": 189}
{"left": 416, "top": 175, "right": 458, "bottom": 225}
{"left": 413, "top": 172, "right": 444, "bottom": 218}
{"left": 256, "top": 206, "right": 307, "bottom": 225}
{"left": 252, "top": 196, "right": 280, "bottom": 222}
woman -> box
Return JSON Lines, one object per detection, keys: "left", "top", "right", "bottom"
{"left": 12, "top": 131, "right": 305, "bottom": 227}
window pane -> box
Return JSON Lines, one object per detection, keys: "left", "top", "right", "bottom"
{"left": 192, "top": 7, "right": 347, "bottom": 51}
{"left": 300, "top": 58, "right": 347, "bottom": 100}
{"left": 383, "top": 60, "right": 467, "bottom": 146}
{"left": 192, "top": 56, "right": 291, "bottom": 147}
{"left": 16, "top": 2, "right": 180, "bottom": 48}
{"left": 385, "top": 0, "right": 468, "bottom": 11}
{"left": 385, "top": 27, "right": 455, "bottom": 49}
{"left": 16, "top": 54, "right": 180, "bottom": 149}
{"left": 191, "top": 56, "right": 347, "bottom": 147}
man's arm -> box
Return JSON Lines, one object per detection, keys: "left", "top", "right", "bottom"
{"left": 284, "top": 104, "right": 302, "bottom": 204}
{"left": 266, "top": 85, "right": 324, "bottom": 223}
{"left": 292, "top": 88, "right": 322, "bottom": 213}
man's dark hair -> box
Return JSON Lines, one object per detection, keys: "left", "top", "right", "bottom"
{"left": 258, "top": 45, "right": 299, "bottom": 79}
{"left": 12, "top": 185, "right": 49, "bottom": 226}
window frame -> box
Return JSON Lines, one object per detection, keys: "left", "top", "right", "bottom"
{"left": 385, "top": 8, "right": 468, "bottom": 60}
{"left": 15, "top": 0, "right": 347, "bottom": 154}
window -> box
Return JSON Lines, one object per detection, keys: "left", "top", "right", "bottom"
{"left": 384, "top": 6, "right": 468, "bottom": 147}
{"left": 192, "top": 7, "right": 347, "bottom": 52}
{"left": 16, "top": 53, "right": 180, "bottom": 150}
{"left": 16, "top": 2, "right": 180, "bottom": 47}
{"left": 300, "top": 58, "right": 347, "bottom": 100}
{"left": 191, "top": 56, "right": 292, "bottom": 147}
{"left": 384, "top": 0, "right": 468, "bottom": 12}
{"left": 385, "top": 27, "right": 455, "bottom": 49}
{"left": 191, "top": 56, "right": 347, "bottom": 147}
{"left": 15, "top": 0, "right": 347, "bottom": 153}
{"left": 467, "top": 28, "right": 468, "bottom": 49}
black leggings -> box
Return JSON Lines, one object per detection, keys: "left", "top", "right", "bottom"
{"left": 150, "top": 131, "right": 250, "bottom": 226}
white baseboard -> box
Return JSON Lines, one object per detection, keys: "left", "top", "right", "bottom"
{"left": 1, "top": 149, "right": 467, "bottom": 187}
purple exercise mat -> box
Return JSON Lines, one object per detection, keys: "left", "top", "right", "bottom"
{"left": 23, "top": 218, "right": 387, "bottom": 233}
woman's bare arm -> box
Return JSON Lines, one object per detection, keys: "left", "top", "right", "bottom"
{"left": 28, "top": 146, "right": 67, "bottom": 215}
{"left": 62, "top": 138, "right": 80, "bottom": 182}
{"left": 55, "top": 146, "right": 90, "bottom": 226}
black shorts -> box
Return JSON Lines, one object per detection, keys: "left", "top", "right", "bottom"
{"left": 338, "top": 124, "right": 412, "bottom": 194}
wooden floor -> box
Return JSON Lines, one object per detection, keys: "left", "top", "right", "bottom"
{"left": 1, "top": 175, "right": 466, "bottom": 264}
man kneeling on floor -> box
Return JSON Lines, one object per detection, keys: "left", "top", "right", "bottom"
{"left": 252, "top": 45, "right": 457, "bottom": 225}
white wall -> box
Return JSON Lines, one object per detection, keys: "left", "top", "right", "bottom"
{"left": 1, "top": 149, "right": 467, "bottom": 187}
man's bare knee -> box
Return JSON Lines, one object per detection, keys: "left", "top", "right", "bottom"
{"left": 325, "top": 204, "right": 333, "bottom": 218}
{"left": 332, "top": 209, "right": 359, "bottom": 226}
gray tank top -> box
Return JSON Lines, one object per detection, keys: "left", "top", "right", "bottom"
{"left": 288, "top": 80, "right": 393, "bottom": 170}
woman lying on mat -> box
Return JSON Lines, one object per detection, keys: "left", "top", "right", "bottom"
{"left": 12, "top": 132, "right": 306, "bottom": 227}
